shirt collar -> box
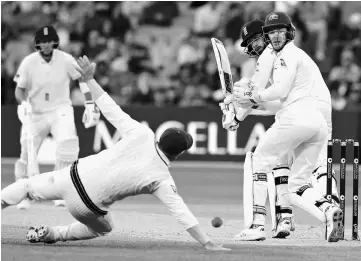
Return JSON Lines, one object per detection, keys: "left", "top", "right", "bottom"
{"left": 154, "top": 140, "right": 170, "bottom": 167}
{"left": 39, "top": 49, "right": 57, "bottom": 64}
{"left": 275, "top": 41, "right": 294, "bottom": 56}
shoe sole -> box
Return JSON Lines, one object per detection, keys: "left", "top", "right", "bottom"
{"left": 327, "top": 209, "right": 343, "bottom": 242}
{"left": 26, "top": 226, "right": 54, "bottom": 244}
{"left": 273, "top": 230, "right": 291, "bottom": 239}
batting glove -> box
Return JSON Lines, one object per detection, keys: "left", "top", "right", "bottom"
{"left": 219, "top": 101, "right": 239, "bottom": 131}
{"left": 82, "top": 101, "right": 100, "bottom": 128}
{"left": 233, "top": 77, "right": 260, "bottom": 106}
{"left": 17, "top": 101, "right": 32, "bottom": 124}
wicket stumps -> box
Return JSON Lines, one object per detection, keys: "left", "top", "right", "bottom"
{"left": 326, "top": 139, "right": 359, "bottom": 240}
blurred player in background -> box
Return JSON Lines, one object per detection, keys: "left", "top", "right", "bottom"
{"left": 1, "top": 56, "right": 230, "bottom": 251}
{"left": 14, "top": 25, "right": 100, "bottom": 209}
{"left": 221, "top": 13, "right": 341, "bottom": 242}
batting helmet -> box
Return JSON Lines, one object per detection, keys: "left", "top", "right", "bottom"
{"left": 34, "top": 25, "right": 59, "bottom": 50}
{"left": 240, "top": 20, "right": 266, "bottom": 58}
{"left": 240, "top": 20, "right": 264, "bottom": 47}
{"left": 262, "top": 12, "right": 295, "bottom": 41}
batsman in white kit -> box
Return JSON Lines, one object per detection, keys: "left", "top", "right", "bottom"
{"left": 13, "top": 26, "right": 100, "bottom": 209}
{"left": 1, "top": 56, "right": 230, "bottom": 251}
{"left": 214, "top": 19, "right": 297, "bottom": 240}
{"left": 220, "top": 13, "right": 342, "bottom": 242}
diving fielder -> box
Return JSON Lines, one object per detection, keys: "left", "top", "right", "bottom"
{"left": 222, "top": 13, "right": 342, "bottom": 242}
{"left": 1, "top": 56, "right": 230, "bottom": 251}
{"left": 14, "top": 25, "right": 100, "bottom": 209}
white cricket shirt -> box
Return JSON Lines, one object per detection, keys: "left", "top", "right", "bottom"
{"left": 14, "top": 49, "right": 81, "bottom": 113}
{"left": 76, "top": 93, "right": 199, "bottom": 230}
{"left": 258, "top": 41, "right": 331, "bottom": 107}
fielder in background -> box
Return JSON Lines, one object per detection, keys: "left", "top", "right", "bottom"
{"left": 1, "top": 56, "right": 230, "bottom": 251}
{"left": 14, "top": 25, "right": 100, "bottom": 209}
{"left": 224, "top": 12, "right": 343, "bottom": 242}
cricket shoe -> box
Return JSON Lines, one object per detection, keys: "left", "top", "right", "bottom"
{"left": 324, "top": 205, "right": 343, "bottom": 242}
{"left": 17, "top": 198, "right": 31, "bottom": 210}
{"left": 53, "top": 200, "right": 66, "bottom": 207}
{"left": 26, "top": 225, "right": 56, "bottom": 244}
{"left": 234, "top": 225, "right": 266, "bottom": 241}
{"left": 272, "top": 217, "right": 292, "bottom": 238}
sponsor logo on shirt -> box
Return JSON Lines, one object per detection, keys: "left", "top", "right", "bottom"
{"left": 280, "top": 58, "right": 287, "bottom": 68}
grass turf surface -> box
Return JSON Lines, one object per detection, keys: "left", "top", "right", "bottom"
{"left": 1, "top": 161, "right": 360, "bottom": 261}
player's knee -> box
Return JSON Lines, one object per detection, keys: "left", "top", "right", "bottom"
{"left": 90, "top": 220, "right": 113, "bottom": 236}
{"left": 311, "top": 166, "right": 336, "bottom": 182}
{"left": 294, "top": 184, "right": 312, "bottom": 197}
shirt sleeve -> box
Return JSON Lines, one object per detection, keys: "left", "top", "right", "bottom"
{"left": 95, "top": 92, "right": 145, "bottom": 136}
{"left": 258, "top": 50, "right": 298, "bottom": 101}
{"left": 13, "top": 57, "right": 29, "bottom": 89}
{"left": 153, "top": 180, "right": 199, "bottom": 230}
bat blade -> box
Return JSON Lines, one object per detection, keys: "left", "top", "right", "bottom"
{"left": 211, "top": 38, "right": 234, "bottom": 96}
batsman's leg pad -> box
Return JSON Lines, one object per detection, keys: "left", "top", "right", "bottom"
{"left": 244, "top": 152, "right": 268, "bottom": 228}
{"left": 273, "top": 167, "right": 294, "bottom": 229}
{"left": 55, "top": 137, "right": 79, "bottom": 171}
{"left": 285, "top": 185, "right": 328, "bottom": 222}
{"left": 310, "top": 166, "right": 340, "bottom": 206}
{"left": 252, "top": 173, "right": 268, "bottom": 226}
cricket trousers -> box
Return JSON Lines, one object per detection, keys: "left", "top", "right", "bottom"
{"left": 2, "top": 160, "right": 113, "bottom": 242}
{"left": 15, "top": 105, "right": 79, "bottom": 180}
{"left": 252, "top": 101, "right": 328, "bottom": 193}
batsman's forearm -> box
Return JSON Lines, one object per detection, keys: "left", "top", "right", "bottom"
{"left": 187, "top": 225, "right": 211, "bottom": 246}
{"left": 83, "top": 92, "right": 93, "bottom": 101}
{"left": 85, "top": 79, "right": 106, "bottom": 100}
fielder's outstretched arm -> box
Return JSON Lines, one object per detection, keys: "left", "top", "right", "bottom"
{"left": 153, "top": 181, "right": 230, "bottom": 251}
{"left": 75, "top": 56, "right": 144, "bottom": 136}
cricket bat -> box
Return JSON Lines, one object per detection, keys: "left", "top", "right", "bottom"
{"left": 211, "top": 38, "right": 253, "bottom": 121}
{"left": 211, "top": 38, "right": 234, "bottom": 99}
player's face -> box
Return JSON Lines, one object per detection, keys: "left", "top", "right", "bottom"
{"left": 268, "top": 28, "right": 287, "bottom": 51}
{"left": 250, "top": 34, "right": 265, "bottom": 54}
{"left": 246, "top": 33, "right": 265, "bottom": 57}
{"left": 37, "top": 41, "right": 56, "bottom": 55}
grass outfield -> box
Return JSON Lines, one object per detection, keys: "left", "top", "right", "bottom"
{"left": 1, "top": 161, "right": 360, "bottom": 261}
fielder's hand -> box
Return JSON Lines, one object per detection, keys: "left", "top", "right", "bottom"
{"left": 203, "top": 241, "right": 231, "bottom": 251}
{"left": 82, "top": 101, "right": 100, "bottom": 128}
{"left": 76, "top": 56, "right": 96, "bottom": 81}
{"left": 17, "top": 101, "right": 32, "bottom": 124}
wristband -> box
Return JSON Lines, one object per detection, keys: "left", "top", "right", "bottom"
{"left": 79, "top": 82, "right": 90, "bottom": 93}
